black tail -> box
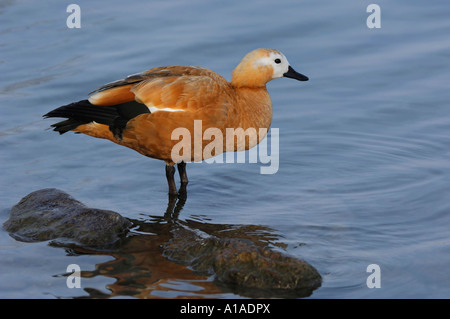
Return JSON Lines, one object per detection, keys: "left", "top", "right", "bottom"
{"left": 44, "top": 99, "right": 150, "bottom": 138}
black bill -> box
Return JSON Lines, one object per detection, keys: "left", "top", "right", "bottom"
{"left": 283, "top": 66, "right": 309, "bottom": 81}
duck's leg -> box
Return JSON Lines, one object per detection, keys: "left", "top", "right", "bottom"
{"left": 177, "top": 161, "right": 188, "bottom": 185}
{"left": 177, "top": 161, "right": 188, "bottom": 196}
{"left": 165, "top": 164, "right": 178, "bottom": 196}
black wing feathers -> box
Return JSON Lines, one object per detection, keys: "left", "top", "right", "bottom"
{"left": 44, "top": 99, "right": 150, "bottom": 139}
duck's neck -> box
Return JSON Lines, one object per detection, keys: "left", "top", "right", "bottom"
{"left": 230, "top": 86, "right": 273, "bottom": 130}
{"left": 230, "top": 56, "right": 273, "bottom": 89}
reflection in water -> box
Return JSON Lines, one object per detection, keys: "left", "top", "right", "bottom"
{"left": 59, "top": 193, "right": 315, "bottom": 299}
{"left": 164, "top": 193, "right": 187, "bottom": 221}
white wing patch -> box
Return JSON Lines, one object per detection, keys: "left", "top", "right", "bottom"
{"left": 148, "top": 106, "right": 185, "bottom": 113}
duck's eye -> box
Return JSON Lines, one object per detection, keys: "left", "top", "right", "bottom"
{"left": 274, "top": 58, "right": 281, "bottom": 64}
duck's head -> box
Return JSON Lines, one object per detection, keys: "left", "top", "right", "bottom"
{"left": 231, "top": 48, "right": 308, "bottom": 88}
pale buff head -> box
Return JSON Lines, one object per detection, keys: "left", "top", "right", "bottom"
{"left": 231, "top": 48, "right": 308, "bottom": 88}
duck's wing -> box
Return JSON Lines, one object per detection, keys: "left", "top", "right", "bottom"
{"left": 45, "top": 65, "right": 232, "bottom": 139}
{"left": 130, "top": 72, "right": 232, "bottom": 115}
{"left": 88, "top": 66, "right": 229, "bottom": 108}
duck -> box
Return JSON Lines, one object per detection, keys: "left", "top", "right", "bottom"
{"left": 44, "top": 48, "right": 308, "bottom": 196}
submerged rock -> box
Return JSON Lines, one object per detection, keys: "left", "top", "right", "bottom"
{"left": 3, "top": 188, "right": 132, "bottom": 247}
{"left": 163, "top": 226, "right": 322, "bottom": 297}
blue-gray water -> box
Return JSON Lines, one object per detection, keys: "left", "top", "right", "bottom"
{"left": 1, "top": 0, "right": 449, "bottom": 298}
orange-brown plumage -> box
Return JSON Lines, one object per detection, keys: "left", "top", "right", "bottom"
{"left": 44, "top": 48, "right": 308, "bottom": 195}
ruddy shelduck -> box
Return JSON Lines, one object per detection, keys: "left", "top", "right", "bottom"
{"left": 44, "top": 48, "right": 308, "bottom": 196}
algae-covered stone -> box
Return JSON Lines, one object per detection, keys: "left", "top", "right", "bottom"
{"left": 3, "top": 188, "right": 132, "bottom": 247}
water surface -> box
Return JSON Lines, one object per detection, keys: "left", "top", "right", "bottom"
{"left": 1, "top": 0, "right": 450, "bottom": 298}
